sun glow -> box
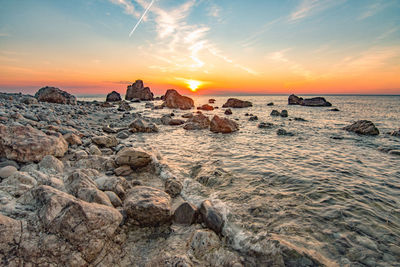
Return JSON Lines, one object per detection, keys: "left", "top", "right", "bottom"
{"left": 186, "top": 79, "right": 201, "bottom": 92}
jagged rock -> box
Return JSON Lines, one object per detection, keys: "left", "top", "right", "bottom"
{"left": 164, "top": 177, "right": 183, "bottom": 197}
{"left": 38, "top": 155, "right": 64, "bottom": 174}
{"left": 288, "top": 94, "right": 303, "bottom": 105}
{"left": 115, "top": 148, "right": 152, "bottom": 169}
{"left": 0, "top": 124, "right": 68, "bottom": 163}
{"left": 198, "top": 104, "right": 214, "bottom": 111}
{"left": 106, "top": 91, "right": 122, "bottom": 102}
{"left": 63, "top": 133, "right": 82, "bottom": 145}
{"left": 126, "top": 80, "right": 154, "bottom": 101}
{"left": 162, "top": 89, "right": 194, "bottom": 110}
{"left": 189, "top": 229, "right": 221, "bottom": 259}
{"left": 124, "top": 186, "right": 171, "bottom": 226}
{"left": 280, "top": 110, "right": 288, "bottom": 117}
{"left": 118, "top": 101, "right": 132, "bottom": 111}
{"left": 288, "top": 94, "right": 331, "bottom": 107}
{"left": 183, "top": 114, "right": 211, "bottom": 130}
{"left": 92, "top": 135, "right": 118, "bottom": 148}
{"left": 222, "top": 98, "right": 252, "bottom": 108}
{"left": 343, "top": 120, "right": 379, "bottom": 136}
{"left": 129, "top": 118, "right": 158, "bottom": 133}
{"left": 210, "top": 115, "right": 239, "bottom": 134}
{"left": 270, "top": 110, "right": 280, "bottom": 116}
{"left": 20, "top": 96, "right": 38, "bottom": 105}
{"left": 199, "top": 200, "right": 224, "bottom": 234}
{"left": 224, "top": 109, "right": 232, "bottom": 115}
{"left": 0, "top": 171, "right": 37, "bottom": 197}
{"left": 34, "top": 86, "right": 77, "bottom": 105}
{"left": 173, "top": 202, "right": 197, "bottom": 225}
{"left": 0, "top": 166, "right": 18, "bottom": 179}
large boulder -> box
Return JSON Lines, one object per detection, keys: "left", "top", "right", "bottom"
{"left": 34, "top": 86, "right": 77, "bottom": 105}
{"left": 0, "top": 124, "right": 68, "bottom": 163}
{"left": 222, "top": 98, "right": 252, "bottom": 108}
{"left": 115, "top": 147, "right": 152, "bottom": 169}
{"left": 124, "top": 186, "right": 172, "bottom": 226}
{"left": 125, "top": 80, "right": 154, "bottom": 101}
{"left": 210, "top": 115, "right": 239, "bottom": 134}
{"left": 183, "top": 113, "right": 210, "bottom": 130}
{"left": 288, "top": 94, "right": 331, "bottom": 107}
{"left": 162, "top": 89, "right": 194, "bottom": 110}
{"left": 343, "top": 120, "right": 379, "bottom": 136}
{"left": 106, "top": 91, "right": 122, "bottom": 102}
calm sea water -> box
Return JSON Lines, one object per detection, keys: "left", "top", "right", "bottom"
{"left": 80, "top": 94, "right": 400, "bottom": 266}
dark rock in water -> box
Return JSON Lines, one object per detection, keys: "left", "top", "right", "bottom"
{"left": 169, "top": 119, "right": 185, "bottom": 126}
{"left": 182, "top": 113, "right": 193, "bottom": 119}
{"left": 249, "top": 116, "right": 258, "bottom": 121}
{"left": 162, "top": 89, "right": 194, "bottom": 110}
{"left": 183, "top": 113, "right": 210, "bottom": 130}
{"left": 200, "top": 200, "right": 224, "bottom": 234}
{"left": 145, "top": 102, "right": 154, "bottom": 108}
{"left": 267, "top": 102, "right": 274, "bottom": 106}
{"left": 106, "top": 91, "right": 121, "bottom": 102}
{"left": 125, "top": 80, "right": 154, "bottom": 101}
{"left": 277, "top": 128, "right": 294, "bottom": 136}
{"left": 164, "top": 177, "right": 183, "bottom": 197}
{"left": 389, "top": 128, "right": 400, "bottom": 137}
{"left": 210, "top": 115, "right": 239, "bottom": 133}
{"left": 129, "top": 118, "right": 158, "bottom": 133}
{"left": 198, "top": 104, "right": 214, "bottom": 111}
{"left": 330, "top": 135, "right": 344, "bottom": 140}
{"left": 224, "top": 109, "right": 232, "bottom": 115}
{"left": 280, "top": 110, "right": 288, "bottom": 117}
{"left": 161, "top": 114, "right": 173, "bottom": 125}
{"left": 330, "top": 108, "right": 340, "bottom": 111}
{"left": 173, "top": 202, "right": 198, "bottom": 225}
{"left": 208, "top": 99, "right": 216, "bottom": 104}
{"left": 222, "top": 98, "right": 252, "bottom": 108}
{"left": 343, "top": 120, "right": 379, "bottom": 136}
{"left": 117, "top": 101, "right": 132, "bottom": 111}
{"left": 35, "top": 86, "right": 77, "bottom": 105}
{"left": 294, "top": 117, "right": 307, "bottom": 122}
{"left": 270, "top": 110, "right": 280, "bottom": 116}
{"left": 130, "top": 98, "right": 141, "bottom": 103}
{"left": 389, "top": 150, "right": 400, "bottom": 156}
{"left": 258, "top": 122, "right": 274, "bottom": 129}
{"left": 288, "top": 94, "right": 331, "bottom": 107}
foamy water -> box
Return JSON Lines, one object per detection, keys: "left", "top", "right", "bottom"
{"left": 80, "top": 95, "right": 400, "bottom": 266}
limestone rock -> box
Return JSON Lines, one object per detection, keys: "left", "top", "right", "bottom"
{"left": 210, "top": 115, "right": 239, "bottom": 134}
{"left": 343, "top": 120, "right": 379, "bottom": 136}
{"left": 0, "top": 124, "right": 68, "bottom": 163}
{"left": 92, "top": 135, "right": 118, "bottom": 148}
{"left": 126, "top": 80, "right": 154, "bottom": 101}
{"left": 106, "top": 91, "right": 122, "bottom": 102}
{"left": 115, "top": 147, "right": 152, "bottom": 169}
{"left": 124, "top": 186, "right": 172, "bottom": 226}
{"left": 222, "top": 98, "right": 252, "bottom": 108}
{"left": 199, "top": 200, "right": 224, "bottom": 234}
{"left": 162, "top": 89, "right": 194, "bottom": 110}
{"left": 34, "top": 86, "right": 77, "bottom": 105}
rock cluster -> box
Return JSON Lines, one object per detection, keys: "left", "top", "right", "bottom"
{"left": 288, "top": 94, "right": 332, "bottom": 107}
{"left": 125, "top": 80, "right": 154, "bottom": 101}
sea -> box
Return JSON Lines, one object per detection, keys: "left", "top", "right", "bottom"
{"left": 79, "top": 94, "right": 400, "bottom": 266}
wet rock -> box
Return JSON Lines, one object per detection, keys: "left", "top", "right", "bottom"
{"left": 288, "top": 94, "right": 331, "bottom": 107}
{"left": 277, "top": 128, "right": 294, "bottom": 136}
{"left": 343, "top": 120, "right": 379, "bottom": 136}
{"left": 388, "top": 150, "right": 400, "bottom": 156}
{"left": 389, "top": 128, "right": 400, "bottom": 137}
{"left": 0, "top": 124, "right": 68, "bottom": 163}
{"left": 88, "top": 144, "right": 102, "bottom": 155}
{"left": 124, "top": 186, "right": 171, "bottom": 226}
{"left": 294, "top": 117, "right": 307, "bottom": 122}
{"left": 115, "top": 147, "right": 152, "bottom": 169}
{"left": 21, "top": 96, "right": 38, "bottom": 105}
{"left": 210, "top": 115, "right": 239, "bottom": 134}
{"left": 199, "top": 200, "right": 224, "bottom": 234}
{"left": 224, "top": 108, "right": 232, "bottom": 115}
{"left": 267, "top": 102, "right": 274, "bottom": 106}
{"left": 145, "top": 102, "right": 154, "bottom": 109}
{"left": 330, "top": 108, "right": 340, "bottom": 111}
{"left": 189, "top": 229, "right": 221, "bottom": 258}
{"left": 106, "top": 91, "right": 122, "bottom": 102}
{"left": 63, "top": 133, "right": 82, "bottom": 146}
{"left": 129, "top": 118, "right": 158, "bottom": 133}
{"left": 104, "top": 191, "right": 122, "bottom": 207}
{"left": 0, "top": 165, "right": 18, "bottom": 179}
{"left": 208, "top": 99, "right": 216, "bottom": 104}
{"left": 102, "top": 125, "right": 117, "bottom": 133}
{"left": 183, "top": 113, "right": 211, "bottom": 130}
{"left": 222, "top": 98, "right": 252, "bottom": 108}
{"left": 198, "top": 104, "right": 214, "bottom": 111}
{"left": 0, "top": 171, "right": 37, "bottom": 197}
{"left": 126, "top": 80, "right": 154, "bottom": 101}
{"left": 270, "top": 110, "right": 280, "bottom": 116}
{"left": 173, "top": 202, "right": 198, "bottom": 225}
{"left": 249, "top": 116, "right": 258, "bottom": 121}
{"left": 164, "top": 177, "right": 183, "bottom": 197}
{"left": 182, "top": 113, "right": 193, "bottom": 119}
{"left": 117, "top": 101, "right": 132, "bottom": 111}
{"left": 92, "top": 135, "right": 118, "bottom": 148}
{"left": 161, "top": 114, "right": 173, "bottom": 125}
{"left": 169, "top": 119, "right": 185, "bottom": 126}
{"left": 280, "top": 110, "right": 288, "bottom": 117}
{"left": 288, "top": 94, "right": 303, "bottom": 105}
{"left": 162, "top": 89, "right": 194, "bottom": 110}
{"left": 258, "top": 122, "right": 274, "bottom": 129}
{"left": 34, "top": 86, "right": 77, "bottom": 105}
{"left": 38, "top": 155, "right": 64, "bottom": 174}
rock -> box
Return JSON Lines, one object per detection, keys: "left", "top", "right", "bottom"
{"left": 183, "top": 114, "right": 211, "bottom": 130}
{"left": 117, "top": 101, "right": 132, "bottom": 111}
{"left": 267, "top": 102, "right": 274, "bottom": 106}
{"left": 288, "top": 94, "right": 331, "bottom": 107}
{"left": 0, "top": 160, "right": 19, "bottom": 169}
{"left": 114, "top": 165, "right": 133, "bottom": 176}
{"left": 92, "top": 135, "right": 118, "bottom": 148}
{"left": 199, "top": 200, "right": 224, "bottom": 234}
{"left": 277, "top": 128, "right": 294, "bottom": 136}
{"left": 34, "top": 86, "right": 77, "bottom": 105}
{"left": 145, "top": 102, "right": 154, "bottom": 108}
{"left": 104, "top": 191, "right": 122, "bottom": 207}
{"left": 258, "top": 122, "right": 274, "bottom": 129}
{"left": 126, "top": 80, "right": 154, "bottom": 101}
{"left": 162, "top": 89, "right": 194, "bottom": 110}
{"left": 116, "top": 130, "right": 130, "bottom": 139}
{"left": 198, "top": 104, "right": 214, "bottom": 111}
{"left": 0, "top": 166, "right": 18, "bottom": 179}
{"left": 164, "top": 177, "right": 183, "bottom": 197}
{"left": 161, "top": 114, "right": 173, "bottom": 125}
{"left": 129, "top": 118, "right": 158, "bottom": 133}
{"left": 95, "top": 176, "right": 130, "bottom": 200}
{"left": 389, "top": 128, "right": 400, "bottom": 137}
{"left": 0, "top": 214, "right": 22, "bottom": 261}
{"left": 146, "top": 255, "right": 193, "bottom": 267}
{"left": 388, "top": 150, "right": 400, "bottom": 156}
{"left": 20, "top": 96, "right": 38, "bottom": 105}
{"left": 106, "top": 91, "right": 121, "bottom": 102}
{"left": 173, "top": 202, "right": 198, "bottom": 225}
{"left": 88, "top": 144, "right": 102, "bottom": 155}
{"left": 280, "top": 110, "right": 288, "bottom": 117}
{"left": 294, "top": 117, "right": 307, "bottom": 121}
{"left": 208, "top": 99, "right": 216, "bottom": 104}
{"left": 0, "top": 171, "right": 37, "bottom": 197}
{"left": 63, "top": 133, "right": 82, "bottom": 145}
{"left": 38, "top": 155, "right": 64, "bottom": 174}
{"left": 288, "top": 94, "right": 303, "bottom": 105}
{"left": 222, "top": 98, "right": 252, "bottom": 108}
{"left": 0, "top": 124, "right": 68, "bottom": 163}
{"left": 343, "top": 120, "right": 379, "bottom": 136}
{"left": 249, "top": 116, "right": 258, "bottom": 121}
{"left": 182, "top": 113, "right": 193, "bottom": 119}
{"left": 224, "top": 109, "right": 232, "bottom": 115}
{"left": 169, "top": 119, "right": 185, "bottom": 126}
{"left": 189, "top": 229, "right": 221, "bottom": 259}
{"left": 74, "top": 150, "right": 88, "bottom": 160}
{"left": 210, "top": 115, "right": 239, "bottom": 134}
{"left": 270, "top": 110, "right": 280, "bottom": 116}
{"left": 115, "top": 147, "right": 152, "bottom": 169}
{"left": 124, "top": 186, "right": 171, "bottom": 226}
{"left": 330, "top": 108, "right": 340, "bottom": 111}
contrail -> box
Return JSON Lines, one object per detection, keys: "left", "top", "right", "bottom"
{"left": 129, "top": 0, "right": 155, "bottom": 37}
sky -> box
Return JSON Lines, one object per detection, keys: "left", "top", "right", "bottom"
{"left": 0, "top": 0, "right": 399, "bottom": 95}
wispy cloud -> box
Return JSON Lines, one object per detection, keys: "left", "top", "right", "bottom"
{"left": 109, "top": 0, "right": 140, "bottom": 17}
{"left": 268, "top": 48, "right": 313, "bottom": 79}
{"left": 289, "top": 0, "right": 345, "bottom": 22}
{"left": 358, "top": 1, "right": 394, "bottom": 20}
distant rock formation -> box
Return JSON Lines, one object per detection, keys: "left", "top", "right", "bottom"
{"left": 343, "top": 120, "right": 379, "bottom": 135}
{"left": 288, "top": 94, "right": 331, "bottom": 107}
{"left": 125, "top": 80, "right": 154, "bottom": 101}
{"left": 106, "top": 91, "right": 121, "bottom": 102}
{"left": 162, "top": 89, "right": 194, "bottom": 110}
{"left": 222, "top": 98, "right": 252, "bottom": 108}
{"left": 35, "top": 86, "right": 77, "bottom": 105}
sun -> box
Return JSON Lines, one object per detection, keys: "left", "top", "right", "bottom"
{"left": 186, "top": 80, "right": 201, "bottom": 92}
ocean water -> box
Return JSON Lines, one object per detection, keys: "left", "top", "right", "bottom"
{"left": 80, "top": 94, "right": 400, "bottom": 266}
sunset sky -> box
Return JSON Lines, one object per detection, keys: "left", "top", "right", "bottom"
{"left": 1, "top": 0, "right": 399, "bottom": 95}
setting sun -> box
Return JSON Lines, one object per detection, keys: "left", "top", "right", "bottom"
{"left": 186, "top": 80, "right": 201, "bottom": 92}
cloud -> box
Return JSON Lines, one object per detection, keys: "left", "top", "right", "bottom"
{"left": 269, "top": 48, "right": 313, "bottom": 79}
{"left": 358, "top": 1, "right": 394, "bottom": 20}
{"left": 289, "top": 0, "right": 345, "bottom": 22}
{"left": 109, "top": 0, "right": 140, "bottom": 17}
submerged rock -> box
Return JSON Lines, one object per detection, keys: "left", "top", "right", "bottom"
{"left": 343, "top": 120, "right": 379, "bottom": 136}
{"left": 35, "top": 86, "right": 77, "bottom": 105}
{"left": 162, "top": 89, "right": 194, "bottom": 110}
{"left": 258, "top": 122, "right": 274, "bottom": 129}
{"left": 210, "top": 115, "right": 239, "bottom": 134}
{"left": 249, "top": 116, "right": 258, "bottom": 121}
{"left": 106, "top": 91, "right": 122, "bottom": 102}
{"left": 389, "top": 128, "right": 400, "bottom": 137}
{"left": 199, "top": 200, "right": 224, "bottom": 234}
{"left": 0, "top": 124, "right": 68, "bottom": 163}
{"left": 126, "top": 80, "right": 154, "bottom": 101}
{"left": 208, "top": 99, "right": 216, "bottom": 104}
{"left": 280, "top": 110, "right": 288, "bottom": 117}
{"left": 222, "top": 98, "right": 252, "bottom": 108}
{"left": 277, "top": 128, "right": 294, "bottom": 136}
